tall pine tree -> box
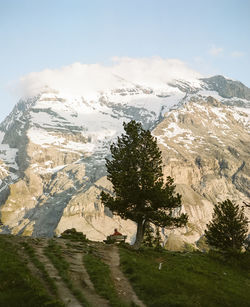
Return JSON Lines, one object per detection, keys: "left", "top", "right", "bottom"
{"left": 101, "top": 120, "right": 188, "bottom": 249}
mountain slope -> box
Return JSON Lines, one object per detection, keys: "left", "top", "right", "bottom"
{"left": 0, "top": 75, "right": 249, "bottom": 248}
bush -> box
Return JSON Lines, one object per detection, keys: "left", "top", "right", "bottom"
{"left": 60, "top": 228, "right": 88, "bottom": 242}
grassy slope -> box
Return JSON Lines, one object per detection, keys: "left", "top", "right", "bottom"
{"left": 119, "top": 248, "right": 250, "bottom": 307}
{"left": 21, "top": 241, "right": 59, "bottom": 296}
{"left": 83, "top": 252, "right": 129, "bottom": 307}
{"left": 44, "top": 239, "right": 90, "bottom": 306}
{"left": 0, "top": 236, "right": 63, "bottom": 307}
{"left": 1, "top": 233, "right": 250, "bottom": 307}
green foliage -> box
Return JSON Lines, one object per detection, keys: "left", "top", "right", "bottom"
{"left": 0, "top": 236, "right": 63, "bottom": 307}
{"left": 60, "top": 228, "right": 88, "bottom": 242}
{"left": 83, "top": 252, "right": 129, "bottom": 307}
{"left": 205, "top": 199, "right": 249, "bottom": 253}
{"left": 153, "top": 227, "right": 163, "bottom": 251}
{"left": 143, "top": 225, "right": 163, "bottom": 250}
{"left": 143, "top": 223, "right": 154, "bottom": 247}
{"left": 119, "top": 247, "right": 250, "bottom": 307}
{"left": 101, "top": 120, "right": 188, "bottom": 248}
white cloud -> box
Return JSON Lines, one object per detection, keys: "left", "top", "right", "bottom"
{"left": 209, "top": 45, "right": 223, "bottom": 56}
{"left": 230, "top": 51, "right": 245, "bottom": 58}
{"left": 15, "top": 57, "right": 202, "bottom": 99}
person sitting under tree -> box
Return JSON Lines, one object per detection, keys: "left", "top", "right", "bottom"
{"left": 112, "top": 228, "right": 122, "bottom": 236}
{"left": 104, "top": 228, "right": 127, "bottom": 243}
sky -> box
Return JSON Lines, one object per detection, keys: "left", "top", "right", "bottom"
{"left": 0, "top": 0, "right": 249, "bottom": 122}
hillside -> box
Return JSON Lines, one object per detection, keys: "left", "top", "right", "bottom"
{"left": 0, "top": 234, "right": 249, "bottom": 307}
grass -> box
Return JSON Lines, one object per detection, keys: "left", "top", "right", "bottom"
{"left": 44, "top": 239, "right": 90, "bottom": 307}
{"left": 0, "top": 235, "right": 63, "bottom": 307}
{"left": 83, "top": 250, "right": 129, "bottom": 307}
{"left": 2, "top": 233, "right": 249, "bottom": 307}
{"left": 119, "top": 247, "right": 250, "bottom": 307}
{"left": 21, "top": 241, "right": 59, "bottom": 296}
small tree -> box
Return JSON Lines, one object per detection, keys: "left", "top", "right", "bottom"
{"left": 205, "top": 199, "right": 249, "bottom": 253}
{"left": 101, "top": 120, "right": 188, "bottom": 249}
{"left": 143, "top": 223, "right": 154, "bottom": 247}
{"left": 153, "top": 227, "right": 163, "bottom": 251}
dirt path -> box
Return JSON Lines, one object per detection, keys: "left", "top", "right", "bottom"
{"left": 97, "top": 244, "right": 146, "bottom": 307}
{"left": 10, "top": 236, "right": 147, "bottom": 307}
{"left": 20, "top": 247, "right": 56, "bottom": 298}
{"left": 58, "top": 240, "right": 110, "bottom": 307}
{"left": 30, "top": 239, "right": 82, "bottom": 307}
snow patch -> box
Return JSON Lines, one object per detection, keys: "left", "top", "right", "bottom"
{"left": 163, "top": 123, "right": 192, "bottom": 138}
{"left": 210, "top": 108, "right": 227, "bottom": 121}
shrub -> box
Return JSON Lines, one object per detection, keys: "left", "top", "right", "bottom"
{"left": 60, "top": 228, "right": 88, "bottom": 242}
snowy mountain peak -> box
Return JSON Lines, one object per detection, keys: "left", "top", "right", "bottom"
{"left": 0, "top": 72, "right": 249, "bottom": 244}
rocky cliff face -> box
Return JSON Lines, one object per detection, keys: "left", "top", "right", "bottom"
{"left": 0, "top": 75, "right": 249, "bottom": 249}
{"left": 153, "top": 96, "right": 250, "bottom": 248}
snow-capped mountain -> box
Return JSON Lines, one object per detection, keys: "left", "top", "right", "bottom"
{"left": 0, "top": 74, "right": 249, "bottom": 249}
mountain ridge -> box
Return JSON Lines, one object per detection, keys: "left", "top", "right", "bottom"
{"left": 0, "top": 74, "right": 249, "bottom": 249}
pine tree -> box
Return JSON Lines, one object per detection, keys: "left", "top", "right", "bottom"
{"left": 143, "top": 222, "right": 154, "bottom": 247}
{"left": 154, "top": 227, "right": 163, "bottom": 250}
{"left": 205, "top": 199, "right": 249, "bottom": 253}
{"left": 101, "top": 120, "right": 188, "bottom": 249}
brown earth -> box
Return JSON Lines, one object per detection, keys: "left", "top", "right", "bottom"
{"left": 94, "top": 243, "right": 145, "bottom": 307}
{"left": 9, "top": 236, "right": 145, "bottom": 307}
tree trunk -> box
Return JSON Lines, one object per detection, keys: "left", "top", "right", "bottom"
{"left": 132, "top": 219, "right": 146, "bottom": 250}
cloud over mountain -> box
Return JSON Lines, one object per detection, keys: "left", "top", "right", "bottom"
{"left": 16, "top": 57, "right": 202, "bottom": 99}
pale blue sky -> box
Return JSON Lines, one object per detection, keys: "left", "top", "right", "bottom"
{"left": 0, "top": 0, "right": 249, "bottom": 121}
